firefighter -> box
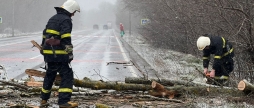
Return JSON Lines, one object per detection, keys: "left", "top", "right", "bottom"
{"left": 120, "top": 23, "right": 125, "bottom": 37}
{"left": 197, "top": 34, "right": 234, "bottom": 86}
{"left": 40, "top": 0, "right": 80, "bottom": 107}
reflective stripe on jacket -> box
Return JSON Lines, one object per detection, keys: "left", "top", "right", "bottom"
{"left": 202, "top": 35, "right": 234, "bottom": 69}
{"left": 41, "top": 7, "right": 73, "bottom": 62}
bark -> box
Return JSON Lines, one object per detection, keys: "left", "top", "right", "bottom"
{"left": 238, "top": 79, "right": 254, "bottom": 94}
{"left": 0, "top": 80, "right": 29, "bottom": 90}
{"left": 24, "top": 69, "right": 245, "bottom": 97}
{"left": 95, "top": 103, "right": 110, "bottom": 108}
{"left": 70, "top": 79, "right": 152, "bottom": 91}
{"left": 150, "top": 81, "right": 177, "bottom": 99}
{"left": 25, "top": 86, "right": 88, "bottom": 93}
{"left": 125, "top": 77, "right": 174, "bottom": 86}
{"left": 25, "top": 81, "right": 43, "bottom": 87}
{"left": 125, "top": 77, "right": 206, "bottom": 86}
{"left": 25, "top": 69, "right": 61, "bottom": 80}
{"left": 26, "top": 69, "right": 152, "bottom": 91}
{"left": 165, "top": 85, "right": 244, "bottom": 97}
{"left": 151, "top": 81, "right": 244, "bottom": 97}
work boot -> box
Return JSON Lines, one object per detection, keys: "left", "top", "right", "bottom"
{"left": 40, "top": 100, "right": 49, "bottom": 107}
{"left": 59, "top": 101, "right": 78, "bottom": 108}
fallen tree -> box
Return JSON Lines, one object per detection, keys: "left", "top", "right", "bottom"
{"left": 26, "top": 69, "right": 152, "bottom": 91}
{"left": 24, "top": 69, "right": 245, "bottom": 98}
{"left": 126, "top": 77, "right": 207, "bottom": 87}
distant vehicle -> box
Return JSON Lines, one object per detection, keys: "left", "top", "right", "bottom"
{"left": 107, "top": 21, "right": 112, "bottom": 29}
{"left": 93, "top": 24, "right": 99, "bottom": 30}
{"left": 103, "top": 25, "right": 108, "bottom": 30}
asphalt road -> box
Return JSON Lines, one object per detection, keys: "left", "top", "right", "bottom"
{"left": 0, "top": 29, "right": 142, "bottom": 82}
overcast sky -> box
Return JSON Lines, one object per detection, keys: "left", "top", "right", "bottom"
{"left": 76, "top": 0, "right": 116, "bottom": 11}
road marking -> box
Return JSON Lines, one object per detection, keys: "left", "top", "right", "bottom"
{"left": 0, "top": 40, "right": 28, "bottom": 47}
{"left": 113, "top": 29, "right": 137, "bottom": 77}
{"left": 30, "top": 55, "right": 42, "bottom": 59}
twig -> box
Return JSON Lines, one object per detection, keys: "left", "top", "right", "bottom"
{"left": 138, "top": 95, "right": 183, "bottom": 103}
{"left": 130, "top": 60, "right": 147, "bottom": 78}
{"left": 92, "top": 69, "right": 111, "bottom": 82}
{"left": 0, "top": 80, "right": 29, "bottom": 90}
{"left": 106, "top": 61, "right": 130, "bottom": 65}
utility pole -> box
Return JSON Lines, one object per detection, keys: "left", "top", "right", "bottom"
{"left": 12, "top": 0, "right": 15, "bottom": 37}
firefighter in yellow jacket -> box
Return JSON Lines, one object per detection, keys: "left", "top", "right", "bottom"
{"left": 40, "top": 0, "right": 80, "bottom": 107}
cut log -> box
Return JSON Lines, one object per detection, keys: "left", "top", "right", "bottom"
{"left": 150, "top": 81, "right": 177, "bottom": 99}
{"left": 151, "top": 81, "right": 165, "bottom": 92}
{"left": 238, "top": 79, "right": 254, "bottom": 94}
{"left": 25, "top": 69, "right": 61, "bottom": 80}
{"left": 25, "top": 81, "right": 43, "bottom": 87}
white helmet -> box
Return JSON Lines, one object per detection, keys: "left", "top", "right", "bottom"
{"left": 197, "top": 36, "right": 210, "bottom": 50}
{"left": 62, "top": 0, "right": 80, "bottom": 13}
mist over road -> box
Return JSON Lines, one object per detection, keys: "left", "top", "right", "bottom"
{"left": 0, "top": 29, "right": 141, "bottom": 81}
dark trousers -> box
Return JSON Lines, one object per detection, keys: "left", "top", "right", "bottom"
{"left": 40, "top": 62, "right": 74, "bottom": 104}
{"left": 215, "top": 57, "right": 234, "bottom": 77}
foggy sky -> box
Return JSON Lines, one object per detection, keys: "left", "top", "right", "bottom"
{"left": 76, "top": 0, "right": 116, "bottom": 11}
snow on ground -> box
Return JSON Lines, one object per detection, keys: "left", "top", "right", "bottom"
{"left": 122, "top": 32, "right": 205, "bottom": 83}
{"left": 0, "top": 29, "right": 41, "bottom": 38}
{"left": 122, "top": 31, "right": 254, "bottom": 108}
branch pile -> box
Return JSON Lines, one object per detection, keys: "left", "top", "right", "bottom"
{"left": 1, "top": 69, "right": 253, "bottom": 107}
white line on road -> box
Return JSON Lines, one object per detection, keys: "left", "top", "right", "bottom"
{"left": 0, "top": 40, "right": 28, "bottom": 47}
{"left": 30, "top": 55, "right": 42, "bottom": 59}
{"left": 113, "top": 29, "right": 137, "bottom": 77}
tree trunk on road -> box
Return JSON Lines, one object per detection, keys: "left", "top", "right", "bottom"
{"left": 24, "top": 69, "right": 245, "bottom": 97}
{"left": 125, "top": 77, "right": 208, "bottom": 87}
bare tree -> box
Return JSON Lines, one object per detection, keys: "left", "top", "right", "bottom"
{"left": 115, "top": 0, "right": 254, "bottom": 83}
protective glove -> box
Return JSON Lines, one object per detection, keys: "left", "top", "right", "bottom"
{"left": 65, "top": 45, "right": 73, "bottom": 53}
{"left": 204, "top": 68, "right": 208, "bottom": 75}
{"left": 210, "top": 69, "right": 215, "bottom": 77}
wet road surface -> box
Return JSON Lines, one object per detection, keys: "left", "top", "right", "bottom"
{"left": 0, "top": 29, "right": 142, "bottom": 82}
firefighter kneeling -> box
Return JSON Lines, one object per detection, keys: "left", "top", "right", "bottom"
{"left": 197, "top": 34, "right": 234, "bottom": 86}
